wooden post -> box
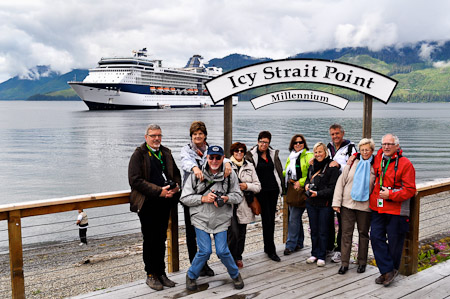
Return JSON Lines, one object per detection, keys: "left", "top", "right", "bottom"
{"left": 8, "top": 210, "right": 25, "bottom": 299}
{"left": 399, "top": 192, "right": 420, "bottom": 275}
{"left": 363, "top": 94, "right": 373, "bottom": 138}
{"left": 167, "top": 202, "right": 179, "bottom": 273}
{"left": 282, "top": 196, "right": 288, "bottom": 244}
{"left": 224, "top": 96, "right": 233, "bottom": 157}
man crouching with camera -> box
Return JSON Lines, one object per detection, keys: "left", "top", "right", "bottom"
{"left": 180, "top": 145, "right": 244, "bottom": 291}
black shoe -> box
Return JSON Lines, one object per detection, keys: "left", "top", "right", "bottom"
{"left": 158, "top": 274, "right": 176, "bottom": 287}
{"left": 284, "top": 248, "right": 293, "bottom": 256}
{"left": 357, "top": 264, "right": 366, "bottom": 273}
{"left": 268, "top": 253, "right": 281, "bottom": 262}
{"left": 232, "top": 273, "right": 244, "bottom": 289}
{"left": 199, "top": 264, "right": 215, "bottom": 276}
{"left": 294, "top": 245, "right": 303, "bottom": 252}
{"left": 338, "top": 266, "right": 348, "bottom": 275}
{"left": 383, "top": 269, "right": 398, "bottom": 287}
{"left": 186, "top": 273, "right": 197, "bottom": 291}
{"left": 146, "top": 274, "right": 163, "bottom": 291}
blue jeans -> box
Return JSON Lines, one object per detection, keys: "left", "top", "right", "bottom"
{"left": 187, "top": 228, "right": 239, "bottom": 280}
{"left": 285, "top": 206, "right": 305, "bottom": 251}
{"left": 370, "top": 211, "right": 409, "bottom": 274}
{"left": 306, "top": 203, "right": 333, "bottom": 260}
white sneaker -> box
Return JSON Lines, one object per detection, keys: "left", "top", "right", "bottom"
{"left": 331, "top": 251, "right": 341, "bottom": 263}
{"left": 79, "top": 242, "right": 84, "bottom": 246}
{"left": 306, "top": 256, "right": 317, "bottom": 264}
{"left": 317, "top": 259, "right": 326, "bottom": 267}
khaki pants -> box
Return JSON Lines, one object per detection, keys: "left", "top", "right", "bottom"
{"left": 340, "top": 206, "right": 371, "bottom": 267}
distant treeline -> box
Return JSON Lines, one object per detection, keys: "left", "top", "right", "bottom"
{"left": 27, "top": 94, "right": 81, "bottom": 101}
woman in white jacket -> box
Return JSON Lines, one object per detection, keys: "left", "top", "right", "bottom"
{"left": 227, "top": 142, "right": 261, "bottom": 269}
{"left": 332, "top": 138, "right": 376, "bottom": 275}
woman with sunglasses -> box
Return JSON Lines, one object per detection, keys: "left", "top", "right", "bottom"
{"left": 283, "top": 134, "right": 314, "bottom": 256}
{"left": 227, "top": 142, "right": 261, "bottom": 269}
{"left": 332, "top": 138, "right": 375, "bottom": 275}
{"left": 245, "top": 131, "right": 284, "bottom": 262}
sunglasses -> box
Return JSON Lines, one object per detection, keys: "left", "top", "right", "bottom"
{"left": 293, "top": 141, "right": 304, "bottom": 145}
{"left": 208, "top": 155, "right": 223, "bottom": 161}
{"left": 234, "top": 149, "right": 245, "bottom": 153}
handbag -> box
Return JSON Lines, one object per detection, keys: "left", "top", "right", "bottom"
{"left": 249, "top": 196, "right": 261, "bottom": 215}
{"left": 285, "top": 180, "right": 306, "bottom": 208}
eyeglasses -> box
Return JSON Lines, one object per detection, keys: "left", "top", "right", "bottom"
{"left": 146, "top": 134, "right": 163, "bottom": 138}
{"left": 258, "top": 140, "right": 270, "bottom": 145}
{"left": 293, "top": 141, "right": 304, "bottom": 145}
{"left": 381, "top": 143, "right": 396, "bottom": 147}
{"left": 208, "top": 155, "right": 223, "bottom": 161}
{"left": 234, "top": 149, "right": 245, "bottom": 153}
{"left": 360, "top": 149, "right": 372, "bottom": 153}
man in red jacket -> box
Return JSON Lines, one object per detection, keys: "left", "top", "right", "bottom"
{"left": 369, "top": 134, "right": 416, "bottom": 287}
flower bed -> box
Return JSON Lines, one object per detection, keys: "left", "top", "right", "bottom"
{"left": 418, "top": 237, "right": 450, "bottom": 271}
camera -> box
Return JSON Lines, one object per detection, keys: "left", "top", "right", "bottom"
{"left": 243, "top": 190, "right": 254, "bottom": 203}
{"left": 164, "top": 180, "right": 177, "bottom": 190}
{"left": 212, "top": 190, "right": 225, "bottom": 207}
{"left": 305, "top": 183, "right": 318, "bottom": 197}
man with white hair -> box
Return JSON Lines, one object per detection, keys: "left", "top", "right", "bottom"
{"left": 369, "top": 134, "right": 416, "bottom": 287}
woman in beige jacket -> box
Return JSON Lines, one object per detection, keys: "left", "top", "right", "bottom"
{"left": 332, "top": 138, "right": 376, "bottom": 275}
{"left": 228, "top": 142, "right": 261, "bottom": 268}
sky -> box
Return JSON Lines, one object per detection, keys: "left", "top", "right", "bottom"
{"left": 0, "top": 0, "right": 449, "bottom": 82}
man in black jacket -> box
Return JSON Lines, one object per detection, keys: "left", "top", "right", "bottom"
{"left": 128, "top": 124, "right": 181, "bottom": 291}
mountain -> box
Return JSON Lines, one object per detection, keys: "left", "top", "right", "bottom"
{"left": 0, "top": 41, "right": 449, "bottom": 101}
{"left": 0, "top": 68, "right": 88, "bottom": 100}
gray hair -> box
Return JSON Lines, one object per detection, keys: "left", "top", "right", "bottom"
{"left": 313, "top": 142, "right": 329, "bottom": 158}
{"left": 358, "top": 138, "right": 375, "bottom": 151}
{"left": 146, "top": 124, "right": 161, "bottom": 135}
{"left": 381, "top": 134, "right": 400, "bottom": 145}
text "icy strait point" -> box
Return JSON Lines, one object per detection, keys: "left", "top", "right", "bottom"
{"left": 227, "top": 65, "right": 375, "bottom": 89}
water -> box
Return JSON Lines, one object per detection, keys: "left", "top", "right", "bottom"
{"left": 1, "top": 100, "right": 450, "bottom": 247}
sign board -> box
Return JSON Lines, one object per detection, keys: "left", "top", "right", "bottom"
{"left": 206, "top": 59, "right": 398, "bottom": 104}
{"left": 251, "top": 89, "right": 349, "bottom": 110}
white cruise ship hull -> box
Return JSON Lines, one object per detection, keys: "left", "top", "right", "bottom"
{"left": 69, "top": 83, "right": 238, "bottom": 110}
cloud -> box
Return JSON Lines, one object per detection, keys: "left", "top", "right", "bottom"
{"left": 433, "top": 61, "right": 450, "bottom": 68}
{"left": 1, "top": 0, "right": 450, "bottom": 82}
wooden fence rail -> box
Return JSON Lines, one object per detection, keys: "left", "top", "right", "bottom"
{"left": 1, "top": 178, "right": 450, "bottom": 299}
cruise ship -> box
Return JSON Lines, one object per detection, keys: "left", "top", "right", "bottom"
{"left": 68, "top": 48, "right": 238, "bottom": 110}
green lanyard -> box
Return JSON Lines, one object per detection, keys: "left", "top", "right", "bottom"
{"left": 147, "top": 144, "right": 165, "bottom": 171}
{"left": 379, "top": 157, "right": 391, "bottom": 188}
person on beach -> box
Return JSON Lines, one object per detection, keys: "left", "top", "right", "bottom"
{"left": 370, "top": 134, "right": 416, "bottom": 286}
{"left": 181, "top": 145, "right": 244, "bottom": 291}
{"left": 76, "top": 209, "right": 88, "bottom": 246}
{"left": 305, "top": 142, "right": 340, "bottom": 267}
{"left": 245, "top": 131, "right": 284, "bottom": 262}
{"left": 283, "top": 134, "right": 313, "bottom": 256}
{"left": 326, "top": 124, "right": 357, "bottom": 263}
{"left": 227, "top": 142, "right": 261, "bottom": 268}
{"left": 332, "top": 138, "right": 376, "bottom": 275}
{"left": 128, "top": 124, "right": 181, "bottom": 291}
{"left": 180, "top": 121, "right": 232, "bottom": 277}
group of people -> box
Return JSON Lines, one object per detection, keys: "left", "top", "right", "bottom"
{"left": 128, "top": 121, "right": 416, "bottom": 292}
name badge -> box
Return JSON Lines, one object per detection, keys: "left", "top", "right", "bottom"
{"left": 377, "top": 198, "right": 383, "bottom": 208}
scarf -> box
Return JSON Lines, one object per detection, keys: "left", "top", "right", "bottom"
{"left": 191, "top": 141, "right": 207, "bottom": 158}
{"left": 230, "top": 156, "right": 244, "bottom": 167}
{"left": 285, "top": 149, "right": 302, "bottom": 186}
{"left": 313, "top": 157, "right": 330, "bottom": 173}
{"left": 350, "top": 155, "right": 373, "bottom": 202}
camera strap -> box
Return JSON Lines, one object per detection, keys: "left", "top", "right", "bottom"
{"left": 198, "top": 181, "right": 216, "bottom": 195}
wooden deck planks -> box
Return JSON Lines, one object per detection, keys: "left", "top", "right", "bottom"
{"left": 73, "top": 247, "right": 450, "bottom": 299}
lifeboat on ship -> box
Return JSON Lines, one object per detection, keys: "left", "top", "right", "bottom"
{"left": 156, "top": 87, "right": 163, "bottom": 93}
{"left": 170, "top": 87, "right": 176, "bottom": 94}
{"left": 150, "top": 86, "right": 156, "bottom": 93}
{"left": 163, "top": 87, "right": 170, "bottom": 93}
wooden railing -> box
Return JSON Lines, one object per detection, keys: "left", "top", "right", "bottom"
{"left": 1, "top": 178, "right": 450, "bottom": 298}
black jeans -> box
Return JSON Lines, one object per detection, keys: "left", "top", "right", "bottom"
{"left": 183, "top": 204, "right": 198, "bottom": 263}
{"left": 79, "top": 226, "right": 87, "bottom": 244}
{"left": 138, "top": 198, "right": 172, "bottom": 276}
{"left": 258, "top": 189, "right": 279, "bottom": 255}
{"left": 227, "top": 206, "right": 247, "bottom": 261}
